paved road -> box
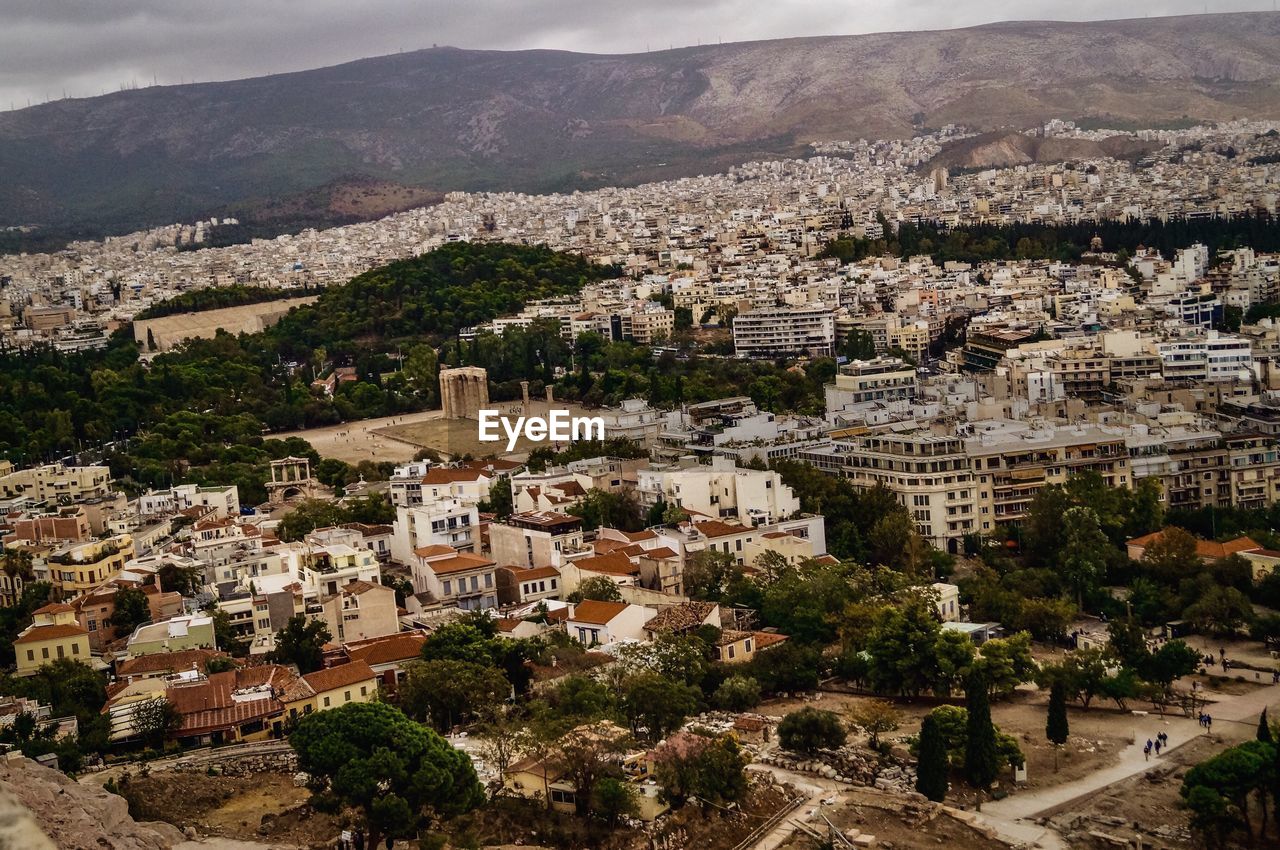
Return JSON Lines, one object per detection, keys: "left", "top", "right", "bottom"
{"left": 975, "top": 681, "right": 1280, "bottom": 848}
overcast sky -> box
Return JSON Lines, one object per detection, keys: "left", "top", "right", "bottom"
{"left": 1, "top": 0, "right": 1275, "bottom": 109}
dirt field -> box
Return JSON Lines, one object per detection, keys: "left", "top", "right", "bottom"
{"left": 760, "top": 689, "right": 1135, "bottom": 802}
{"left": 116, "top": 770, "right": 341, "bottom": 847}
{"left": 776, "top": 787, "right": 1008, "bottom": 850}
{"left": 275, "top": 399, "right": 597, "bottom": 464}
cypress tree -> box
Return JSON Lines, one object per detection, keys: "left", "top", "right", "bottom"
{"left": 964, "top": 669, "right": 1000, "bottom": 804}
{"left": 915, "top": 712, "right": 949, "bottom": 803}
{"left": 1046, "top": 680, "right": 1069, "bottom": 772}
{"left": 1259, "top": 709, "right": 1273, "bottom": 744}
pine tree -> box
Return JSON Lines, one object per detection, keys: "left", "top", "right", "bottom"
{"left": 915, "top": 713, "right": 949, "bottom": 803}
{"left": 1259, "top": 709, "right": 1273, "bottom": 744}
{"left": 964, "top": 669, "right": 1000, "bottom": 808}
{"left": 1046, "top": 680, "right": 1070, "bottom": 771}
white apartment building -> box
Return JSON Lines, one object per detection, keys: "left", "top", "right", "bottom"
{"left": 1156, "top": 332, "right": 1253, "bottom": 383}
{"left": 391, "top": 499, "right": 480, "bottom": 563}
{"left": 825, "top": 356, "right": 917, "bottom": 413}
{"left": 635, "top": 456, "right": 800, "bottom": 526}
{"left": 137, "top": 484, "right": 240, "bottom": 520}
{"left": 732, "top": 304, "right": 836, "bottom": 358}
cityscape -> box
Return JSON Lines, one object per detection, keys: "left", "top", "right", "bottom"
{"left": 4, "top": 7, "right": 1280, "bottom": 850}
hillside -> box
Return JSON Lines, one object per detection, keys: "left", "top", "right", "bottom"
{"left": 2, "top": 12, "right": 1280, "bottom": 240}
{"left": 925, "top": 132, "right": 1160, "bottom": 171}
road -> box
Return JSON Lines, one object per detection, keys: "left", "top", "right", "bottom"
{"left": 974, "top": 680, "right": 1280, "bottom": 848}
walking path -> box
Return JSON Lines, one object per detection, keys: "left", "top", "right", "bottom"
{"left": 975, "top": 681, "right": 1280, "bottom": 848}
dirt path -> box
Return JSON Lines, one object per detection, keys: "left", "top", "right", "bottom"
{"left": 975, "top": 680, "right": 1280, "bottom": 848}
{"left": 275, "top": 409, "right": 444, "bottom": 464}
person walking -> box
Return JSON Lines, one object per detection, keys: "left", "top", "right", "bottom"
{"left": 1154, "top": 738, "right": 1162, "bottom": 756}
{"left": 1144, "top": 742, "right": 1151, "bottom": 761}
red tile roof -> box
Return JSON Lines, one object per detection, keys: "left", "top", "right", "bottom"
{"left": 570, "top": 599, "right": 630, "bottom": 625}
{"left": 302, "top": 660, "right": 377, "bottom": 694}
{"left": 15, "top": 623, "right": 87, "bottom": 643}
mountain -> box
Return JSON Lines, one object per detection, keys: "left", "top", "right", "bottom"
{"left": 3, "top": 12, "right": 1280, "bottom": 241}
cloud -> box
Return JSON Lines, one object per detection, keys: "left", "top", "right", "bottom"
{"left": 0, "top": 0, "right": 1262, "bottom": 108}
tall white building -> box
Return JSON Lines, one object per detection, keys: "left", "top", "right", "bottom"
{"left": 733, "top": 304, "right": 835, "bottom": 358}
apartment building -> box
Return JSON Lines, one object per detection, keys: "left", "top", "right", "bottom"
{"left": 320, "top": 580, "right": 399, "bottom": 643}
{"left": 391, "top": 499, "right": 480, "bottom": 563}
{"left": 0, "top": 462, "right": 112, "bottom": 505}
{"left": 635, "top": 456, "right": 800, "bottom": 527}
{"left": 1156, "top": 332, "right": 1253, "bottom": 383}
{"left": 842, "top": 431, "right": 977, "bottom": 551}
{"left": 489, "top": 512, "right": 586, "bottom": 569}
{"left": 965, "top": 422, "right": 1130, "bottom": 529}
{"left": 825, "top": 356, "right": 917, "bottom": 411}
{"left": 409, "top": 547, "right": 498, "bottom": 612}
{"left": 42, "top": 534, "right": 135, "bottom": 596}
{"left": 732, "top": 304, "right": 835, "bottom": 358}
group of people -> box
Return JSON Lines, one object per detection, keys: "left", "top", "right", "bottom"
{"left": 1143, "top": 731, "right": 1170, "bottom": 760}
{"left": 1198, "top": 713, "right": 1215, "bottom": 732}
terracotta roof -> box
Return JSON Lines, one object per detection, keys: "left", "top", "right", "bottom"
{"left": 347, "top": 633, "right": 428, "bottom": 666}
{"left": 340, "top": 580, "right": 389, "bottom": 596}
{"left": 15, "top": 623, "right": 87, "bottom": 643}
{"left": 420, "top": 468, "right": 487, "bottom": 485}
{"left": 752, "top": 631, "right": 789, "bottom": 651}
{"left": 117, "top": 649, "right": 229, "bottom": 678}
{"left": 573, "top": 552, "right": 639, "bottom": 577}
{"left": 32, "top": 602, "right": 75, "bottom": 616}
{"left": 509, "top": 565, "right": 561, "bottom": 580}
{"left": 167, "top": 666, "right": 298, "bottom": 735}
{"left": 570, "top": 599, "right": 630, "bottom": 625}
{"left": 695, "top": 520, "right": 753, "bottom": 539}
{"left": 426, "top": 552, "right": 496, "bottom": 576}
{"left": 553, "top": 481, "right": 586, "bottom": 497}
{"left": 618, "top": 529, "right": 657, "bottom": 542}
{"left": 1127, "top": 527, "right": 1260, "bottom": 560}
{"left": 645, "top": 601, "right": 717, "bottom": 634}
{"left": 413, "top": 544, "right": 457, "bottom": 558}
{"left": 303, "top": 660, "right": 377, "bottom": 694}
{"left": 643, "top": 546, "right": 678, "bottom": 559}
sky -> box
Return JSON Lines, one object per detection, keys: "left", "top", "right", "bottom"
{"left": 1, "top": 0, "right": 1275, "bottom": 109}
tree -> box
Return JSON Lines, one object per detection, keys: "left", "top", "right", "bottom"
{"left": 269, "top": 615, "right": 331, "bottom": 674}
{"left": 291, "top": 702, "right": 483, "bottom": 849}
{"left": 132, "top": 697, "right": 179, "bottom": 749}
{"left": 778, "top": 707, "right": 845, "bottom": 754}
{"left": 1142, "top": 527, "right": 1202, "bottom": 584}
{"left": 868, "top": 512, "right": 928, "bottom": 575}
{"left": 210, "top": 609, "right": 248, "bottom": 657}
{"left": 568, "top": 575, "right": 623, "bottom": 604}
{"left": 558, "top": 722, "right": 631, "bottom": 816}
{"left": 1184, "top": 585, "right": 1254, "bottom": 636}
{"left": 569, "top": 490, "right": 644, "bottom": 532}
{"left": 652, "top": 733, "right": 748, "bottom": 808}
{"left": 1182, "top": 740, "right": 1275, "bottom": 841}
{"left": 592, "top": 777, "right": 638, "bottom": 826}
{"left": 108, "top": 586, "right": 151, "bottom": 635}
{"left": 621, "top": 672, "right": 701, "bottom": 742}
{"left": 712, "top": 675, "right": 762, "bottom": 711}
{"left": 480, "top": 477, "right": 513, "bottom": 518}
{"left": 1140, "top": 640, "right": 1200, "bottom": 697}
{"left": 964, "top": 669, "right": 1000, "bottom": 804}
{"left": 682, "top": 549, "right": 737, "bottom": 602}
{"left": 973, "top": 632, "right": 1036, "bottom": 698}
{"left": 277, "top": 499, "right": 350, "bottom": 542}
{"left": 847, "top": 699, "right": 901, "bottom": 749}
{"left": 1060, "top": 506, "right": 1110, "bottom": 609}
{"left": 1046, "top": 681, "right": 1069, "bottom": 771}
{"left": 400, "top": 659, "right": 509, "bottom": 732}
{"left": 865, "top": 595, "right": 942, "bottom": 697}
{"left": 915, "top": 713, "right": 949, "bottom": 802}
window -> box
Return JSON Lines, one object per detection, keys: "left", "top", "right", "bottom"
{"left": 484, "top": 573, "right": 493, "bottom": 588}
{"left": 727, "top": 645, "right": 735, "bottom": 659}
{"left": 42, "top": 647, "right": 49, "bottom": 659}
{"left": 26, "top": 650, "right": 33, "bottom": 661}
{"left": 72, "top": 643, "right": 80, "bottom": 655}
{"left": 360, "top": 686, "right": 367, "bottom": 696}
{"left": 443, "top": 580, "right": 452, "bottom": 595}
{"left": 323, "top": 696, "right": 331, "bottom": 707}
{"left": 745, "top": 638, "right": 752, "bottom": 652}
{"left": 344, "top": 690, "right": 351, "bottom": 702}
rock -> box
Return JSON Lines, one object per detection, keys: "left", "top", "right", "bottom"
{"left": 0, "top": 756, "right": 185, "bottom": 849}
